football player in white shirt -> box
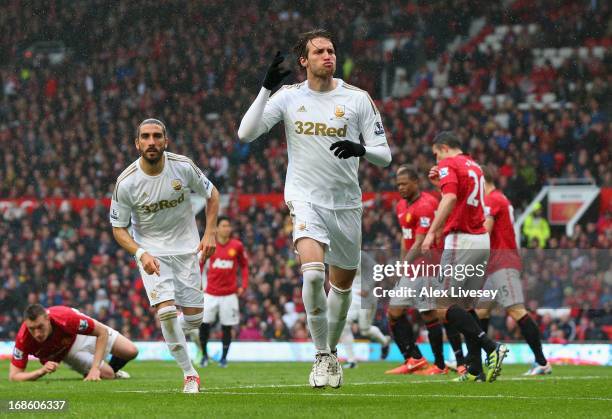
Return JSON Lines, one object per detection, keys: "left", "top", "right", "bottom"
{"left": 238, "top": 29, "right": 391, "bottom": 388}
{"left": 110, "top": 119, "right": 219, "bottom": 393}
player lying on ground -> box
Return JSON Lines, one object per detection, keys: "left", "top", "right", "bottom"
{"left": 9, "top": 304, "right": 137, "bottom": 382}
{"left": 386, "top": 165, "right": 465, "bottom": 376}
{"left": 238, "top": 29, "right": 391, "bottom": 388}
{"left": 340, "top": 251, "right": 390, "bottom": 368}
{"left": 423, "top": 131, "right": 508, "bottom": 383}
{"left": 477, "top": 167, "right": 551, "bottom": 376}
{"left": 110, "top": 118, "right": 219, "bottom": 393}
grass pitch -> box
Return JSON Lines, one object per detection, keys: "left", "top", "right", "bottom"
{"left": 1, "top": 361, "right": 610, "bottom": 418}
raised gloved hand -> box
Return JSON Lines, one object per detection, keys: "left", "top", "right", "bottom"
{"left": 330, "top": 140, "right": 366, "bottom": 159}
{"left": 263, "top": 51, "right": 291, "bottom": 90}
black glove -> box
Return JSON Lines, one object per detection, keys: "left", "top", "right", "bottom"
{"left": 263, "top": 51, "right": 291, "bottom": 90}
{"left": 330, "top": 140, "right": 366, "bottom": 159}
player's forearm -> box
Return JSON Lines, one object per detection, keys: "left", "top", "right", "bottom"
{"left": 404, "top": 235, "right": 426, "bottom": 264}
{"left": 237, "top": 88, "right": 270, "bottom": 142}
{"left": 429, "top": 194, "right": 456, "bottom": 234}
{"left": 112, "top": 227, "right": 140, "bottom": 255}
{"left": 363, "top": 143, "right": 392, "bottom": 167}
{"left": 241, "top": 266, "right": 249, "bottom": 289}
{"left": 90, "top": 324, "right": 109, "bottom": 373}
{"left": 205, "top": 187, "right": 219, "bottom": 234}
{"left": 9, "top": 368, "right": 46, "bottom": 382}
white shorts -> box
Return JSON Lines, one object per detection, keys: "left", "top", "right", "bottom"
{"left": 63, "top": 327, "right": 119, "bottom": 375}
{"left": 389, "top": 276, "right": 438, "bottom": 312}
{"left": 202, "top": 293, "right": 239, "bottom": 326}
{"left": 347, "top": 304, "right": 375, "bottom": 332}
{"left": 138, "top": 253, "right": 204, "bottom": 308}
{"left": 438, "top": 233, "right": 490, "bottom": 308}
{"left": 480, "top": 268, "right": 524, "bottom": 308}
{"left": 287, "top": 201, "right": 362, "bottom": 270}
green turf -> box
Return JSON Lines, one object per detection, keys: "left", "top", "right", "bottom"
{"left": 1, "top": 361, "right": 610, "bottom": 418}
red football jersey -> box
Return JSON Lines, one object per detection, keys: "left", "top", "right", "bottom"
{"left": 11, "top": 306, "right": 95, "bottom": 369}
{"left": 396, "top": 192, "right": 439, "bottom": 250}
{"left": 438, "top": 154, "right": 486, "bottom": 235}
{"left": 205, "top": 238, "right": 249, "bottom": 296}
{"left": 484, "top": 189, "right": 522, "bottom": 273}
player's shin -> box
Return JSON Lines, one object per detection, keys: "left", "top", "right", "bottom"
{"left": 199, "top": 323, "right": 210, "bottom": 359}
{"left": 221, "top": 326, "right": 232, "bottom": 362}
{"left": 158, "top": 306, "right": 197, "bottom": 377}
{"left": 340, "top": 322, "right": 356, "bottom": 363}
{"left": 426, "top": 320, "right": 445, "bottom": 370}
{"left": 327, "top": 284, "right": 352, "bottom": 351}
{"left": 389, "top": 312, "right": 421, "bottom": 360}
{"left": 518, "top": 314, "right": 547, "bottom": 366}
{"left": 444, "top": 321, "right": 465, "bottom": 365}
{"left": 302, "top": 262, "right": 329, "bottom": 353}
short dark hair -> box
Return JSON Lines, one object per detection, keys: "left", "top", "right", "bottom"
{"left": 433, "top": 131, "right": 462, "bottom": 149}
{"left": 293, "top": 29, "right": 336, "bottom": 67}
{"left": 396, "top": 165, "right": 419, "bottom": 181}
{"left": 217, "top": 215, "right": 230, "bottom": 226}
{"left": 482, "top": 166, "right": 495, "bottom": 184}
{"left": 136, "top": 118, "right": 167, "bottom": 139}
{"left": 24, "top": 304, "right": 47, "bottom": 321}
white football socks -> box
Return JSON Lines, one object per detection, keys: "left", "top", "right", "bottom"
{"left": 340, "top": 321, "right": 355, "bottom": 362}
{"left": 327, "top": 284, "right": 352, "bottom": 352}
{"left": 361, "top": 325, "right": 387, "bottom": 345}
{"left": 158, "top": 305, "right": 198, "bottom": 377}
{"left": 301, "top": 262, "right": 329, "bottom": 353}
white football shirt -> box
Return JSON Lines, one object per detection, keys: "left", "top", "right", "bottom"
{"left": 109, "top": 152, "right": 214, "bottom": 256}
{"left": 260, "top": 78, "right": 388, "bottom": 209}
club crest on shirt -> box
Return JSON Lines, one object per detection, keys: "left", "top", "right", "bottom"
{"left": 171, "top": 179, "right": 182, "bottom": 191}
{"left": 228, "top": 248, "right": 237, "bottom": 257}
{"left": 334, "top": 105, "right": 345, "bottom": 118}
{"left": 150, "top": 290, "right": 159, "bottom": 300}
{"left": 297, "top": 222, "right": 307, "bottom": 231}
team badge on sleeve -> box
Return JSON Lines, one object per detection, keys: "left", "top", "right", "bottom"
{"left": 374, "top": 122, "right": 385, "bottom": 135}
{"left": 13, "top": 347, "right": 23, "bottom": 360}
{"left": 485, "top": 206, "right": 491, "bottom": 216}
{"left": 439, "top": 167, "right": 449, "bottom": 178}
{"left": 419, "top": 217, "right": 431, "bottom": 227}
{"left": 78, "top": 319, "right": 89, "bottom": 332}
{"left": 110, "top": 208, "right": 119, "bottom": 221}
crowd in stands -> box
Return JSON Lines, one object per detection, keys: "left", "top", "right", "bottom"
{"left": 0, "top": 0, "right": 610, "bottom": 343}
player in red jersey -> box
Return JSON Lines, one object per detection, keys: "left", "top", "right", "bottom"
{"left": 385, "top": 165, "right": 464, "bottom": 375}
{"left": 9, "top": 304, "right": 137, "bottom": 382}
{"left": 423, "top": 131, "right": 507, "bottom": 383}
{"left": 198, "top": 216, "right": 249, "bottom": 367}
{"left": 477, "top": 168, "right": 551, "bottom": 375}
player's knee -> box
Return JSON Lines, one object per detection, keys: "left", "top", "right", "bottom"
{"left": 182, "top": 311, "right": 204, "bottom": 330}
{"left": 126, "top": 342, "right": 139, "bottom": 360}
{"left": 387, "top": 307, "right": 403, "bottom": 322}
{"left": 507, "top": 304, "right": 528, "bottom": 321}
{"left": 476, "top": 308, "right": 490, "bottom": 320}
{"left": 420, "top": 310, "right": 437, "bottom": 323}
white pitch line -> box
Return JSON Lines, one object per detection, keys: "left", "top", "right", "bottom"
{"left": 202, "top": 391, "right": 612, "bottom": 402}
{"left": 114, "top": 375, "right": 611, "bottom": 394}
